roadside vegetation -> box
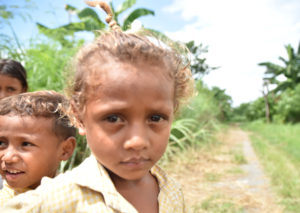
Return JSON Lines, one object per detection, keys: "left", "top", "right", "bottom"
{"left": 243, "top": 122, "right": 300, "bottom": 212}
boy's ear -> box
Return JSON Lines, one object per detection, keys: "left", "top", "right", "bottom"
{"left": 59, "top": 137, "right": 76, "bottom": 161}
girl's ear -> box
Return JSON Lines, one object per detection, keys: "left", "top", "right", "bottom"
{"left": 59, "top": 137, "right": 76, "bottom": 161}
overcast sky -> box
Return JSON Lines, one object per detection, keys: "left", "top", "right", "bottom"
{"left": 162, "top": 0, "right": 300, "bottom": 106}
{"left": 4, "top": 0, "right": 300, "bottom": 106}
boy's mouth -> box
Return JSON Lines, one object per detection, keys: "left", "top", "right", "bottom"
{"left": 4, "top": 169, "right": 25, "bottom": 180}
{"left": 6, "top": 169, "right": 24, "bottom": 174}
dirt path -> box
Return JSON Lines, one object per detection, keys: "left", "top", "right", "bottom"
{"left": 163, "top": 127, "right": 283, "bottom": 212}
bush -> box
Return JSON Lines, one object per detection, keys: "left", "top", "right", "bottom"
{"left": 275, "top": 84, "right": 300, "bottom": 123}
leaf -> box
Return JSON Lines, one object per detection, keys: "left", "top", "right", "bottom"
{"left": 65, "top": 4, "right": 77, "bottom": 13}
{"left": 78, "top": 8, "right": 103, "bottom": 25}
{"left": 115, "top": 0, "right": 137, "bottom": 17}
{"left": 145, "top": 28, "right": 172, "bottom": 42}
{"left": 122, "top": 8, "right": 154, "bottom": 30}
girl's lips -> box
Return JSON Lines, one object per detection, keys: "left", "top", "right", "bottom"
{"left": 121, "top": 157, "right": 150, "bottom": 169}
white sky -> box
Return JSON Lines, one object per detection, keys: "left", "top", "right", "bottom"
{"left": 3, "top": 0, "right": 300, "bottom": 106}
{"left": 162, "top": 0, "right": 300, "bottom": 106}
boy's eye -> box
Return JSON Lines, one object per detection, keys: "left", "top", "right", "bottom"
{"left": 105, "top": 115, "right": 122, "bottom": 123}
{"left": 22, "top": 142, "right": 34, "bottom": 147}
{"left": 149, "top": 115, "right": 164, "bottom": 122}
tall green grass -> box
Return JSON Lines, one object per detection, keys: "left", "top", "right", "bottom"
{"left": 160, "top": 81, "right": 222, "bottom": 163}
{"left": 244, "top": 122, "right": 300, "bottom": 212}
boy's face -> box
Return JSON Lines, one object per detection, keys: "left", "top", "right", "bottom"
{"left": 79, "top": 62, "right": 174, "bottom": 182}
{"left": 0, "top": 116, "right": 63, "bottom": 189}
{"left": 0, "top": 74, "right": 24, "bottom": 99}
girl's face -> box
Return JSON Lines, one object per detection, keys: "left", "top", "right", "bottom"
{"left": 0, "top": 74, "right": 24, "bottom": 99}
{"left": 79, "top": 62, "right": 174, "bottom": 182}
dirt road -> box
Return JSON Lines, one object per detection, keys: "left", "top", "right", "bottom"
{"left": 163, "top": 127, "right": 282, "bottom": 212}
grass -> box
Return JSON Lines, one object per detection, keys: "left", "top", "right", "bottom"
{"left": 231, "top": 150, "right": 247, "bottom": 165}
{"left": 200, "top": 194, "right": 245, "bottom": 213}
{"left": 243, "top": 122, "right": 300, "bottom": 212}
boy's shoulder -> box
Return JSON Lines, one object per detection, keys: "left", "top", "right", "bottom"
{"left": 0, "top": 182, "right": 30, "bottom": 205}
{"left": 0, "top": 183, "right": 14, "bottom": 205}
{"left": 0, "top": 156, "right": 106, "bottom": 212}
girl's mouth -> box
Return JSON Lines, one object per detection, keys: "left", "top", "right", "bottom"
{"left": 121, "top": 157, "right": 150, "bottom": 169}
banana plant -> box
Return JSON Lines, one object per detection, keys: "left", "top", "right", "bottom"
{"left": 37, "top": 0, "right": 154, "bottom": 45}
{"left": 259, "top": 42, "right": 300, "bottom": 93}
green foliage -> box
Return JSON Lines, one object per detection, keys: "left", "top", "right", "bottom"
{"left": 211, "top": 86, "right": 233, "bottom": 121}
{"left": 25, "top": 39, "right": 82, "bottom": 92}
{"left": 232, "top": 96, "right": 277, "bottom": 122}
{"left": 185, "top": 41, "right": 218, "bottom": 79}
{"left": 122, "top": 8, "right": 154, "bottom": 30}
{"left": 259, "top": 42, "right": 300, "bottom": 93}
{"left": 236, "top": 42, "right": 300, "bottom": 124}
{"left": 0, "top": 1, "right": 34, "bottom": 58}
{"left": 179, "top": 81, "right": 220, "bottom": 122}
{"left": 244, "top": 122, "right": 300, "bottom": 211}
{"left": 274, "top": 84, "right": 300, "bottom": 123}
{"left": 37, "top": 0, "right": 154, "bottom": 45}
{"left": 161, "top": 80, "right": 229, "bottom": 162}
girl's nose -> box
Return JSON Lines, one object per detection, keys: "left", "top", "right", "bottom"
{"left": 0, "top": 91, "right": 7, "bottom": 99}
{"left": 124, "top": 125, "right": 150, "bottom": 151}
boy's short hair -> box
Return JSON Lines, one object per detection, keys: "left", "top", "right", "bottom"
{"left": 0, "top": 90, "right": 76, "bottom": 140}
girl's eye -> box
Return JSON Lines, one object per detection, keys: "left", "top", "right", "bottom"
{"left": 22, "top": 142, "right": 34, "bottom": 147}
{"left": 150, "top": 115, "right": 164, "bottom": 122}
{"left": 7, "top": 87, "right": 16, "bottom": 92}
{"left": 0, "top": 141, "right": 7, "bottom": 148}
{"left": 105, "top": 115, "right": 122, "bottom": 123}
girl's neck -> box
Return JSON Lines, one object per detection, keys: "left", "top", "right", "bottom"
{"left": 109, "top": 171, "right": 160, "bottom": 213}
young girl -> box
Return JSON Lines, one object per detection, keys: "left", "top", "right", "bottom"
{"left": 1, "top": 1, "right": 193, "bottom": 212}
{"left": 0, "top": 59, "right": 28, "bottom": 99}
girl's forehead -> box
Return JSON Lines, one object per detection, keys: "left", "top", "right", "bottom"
{"left": 88, "top": 61, "right": 172, "bottom": 85}
{"left": 86, "top": 62, "right": 174, "bottom": 100}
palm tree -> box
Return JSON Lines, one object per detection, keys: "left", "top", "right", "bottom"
{"left": 37, "top": 0, "right": 154, "bottom": 46}
{"left": 259, "top": 42, "right": 300, "bottom": 93}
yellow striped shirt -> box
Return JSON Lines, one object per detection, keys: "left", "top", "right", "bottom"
{"left": 1, "top": 155, "right": 187, "bottom": 212}
{"left": 0, "top": 182, "right": 30, "bottom": 204}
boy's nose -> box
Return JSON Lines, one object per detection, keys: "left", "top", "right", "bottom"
{"left": 124, "top": 125, "right": 150, "bottom": 151}
{"left": 1, "top": 150, "right": 20, "bottom": 163}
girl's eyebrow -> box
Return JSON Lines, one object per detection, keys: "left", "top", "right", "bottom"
{"left": 0, "top": 136, "right": 7, "bottom": 141}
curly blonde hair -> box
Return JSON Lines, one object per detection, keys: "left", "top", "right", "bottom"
{"left": 66, "top": 1, "right": 194, "bottom": 126}
{"left": 0, "top": 91, "right": 76, "bottom": 140}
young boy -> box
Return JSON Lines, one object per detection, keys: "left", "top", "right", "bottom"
{"left": 0, "top": 91, "right": 76, "bottom": 204}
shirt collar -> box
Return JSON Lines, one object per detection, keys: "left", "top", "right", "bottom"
{"left": 73, "top": 155, "right": 138, "bottom": 213}
{"left": 3, "top": 181, "right": 31, "bottom": 195}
